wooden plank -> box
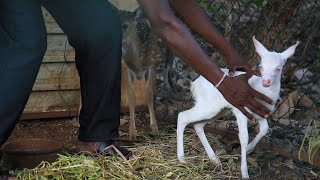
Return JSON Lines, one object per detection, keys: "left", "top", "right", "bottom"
{"left": 20, "top": 106, "right": 148, "bottom": 120}
{"left": 43, "top": 50, "right": 75, "bottom": 63}
{"left": 23, "top": 62, "right": 150, "bottom": 115}
{"left": 47, "top": 35, "right": 73, "bottom": 51}
{"left": 108, "top": 0, "right": 139, "bottom": 11}
{"left": 21, "top": 109, "right": 79, "bottom": 120}
{"left": 45, "top": 22, "right": 64, "bottom": 34}
{"left": 33, "top": 62, "right": 79, "bottom": 91}
{"left": 42, "top": 8, "right": 57, "bottom": 24}
{"left": 24, "top": 90, "right": 80, "bottom": 113}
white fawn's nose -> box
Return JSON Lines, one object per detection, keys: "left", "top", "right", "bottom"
{"left": 262, "top": 79, "right": 271, "bottom": 87}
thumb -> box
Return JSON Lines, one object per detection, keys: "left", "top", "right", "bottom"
{"left": 228, "top": 68, "right": 235, "bottom": 77}
{"left": 244, "top": 70, "right": 254, "bottom": 79}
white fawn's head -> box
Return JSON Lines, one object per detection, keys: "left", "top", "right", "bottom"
{"left": 253, "top": 36, "right": 299, "bottom": 87}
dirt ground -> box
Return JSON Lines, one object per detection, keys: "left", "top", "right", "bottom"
{"left": 5, "top": 113, "right": 320, "bottom": 179}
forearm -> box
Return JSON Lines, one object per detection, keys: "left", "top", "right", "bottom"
{"left": 170, "top": 0, "right": 238, "bottom": 58}
{"left": 158, "top": 17, "right": 225, "bottom": 84}
{"left": 138, "top": 0, "right": 224, "bottom": 85}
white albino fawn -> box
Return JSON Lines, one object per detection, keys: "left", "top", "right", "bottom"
{"left": 176, "top": 36, "right": 299, "bottom": 179}
{"left": 120, "top": 8, "right": 162, "bottom": 140}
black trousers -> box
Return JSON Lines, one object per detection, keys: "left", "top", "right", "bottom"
{"left": 0, "top": 0, "right": 122, "bottom": 145}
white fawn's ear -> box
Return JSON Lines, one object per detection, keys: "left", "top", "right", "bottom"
{"left": 253, "top": 36, "right": 269, "bottom": 57}
{"left": 280, "top": 41, "right": 300, "bottom": 62}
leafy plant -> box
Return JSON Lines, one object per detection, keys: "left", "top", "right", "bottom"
{"left": 299, "top": 118, "right": 320, "bottom": 165}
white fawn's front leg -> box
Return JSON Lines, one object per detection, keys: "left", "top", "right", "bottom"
{"left": 194, "top": 122, "right": 220, "bottom": 165}
{"left": 145, "top": 67, "right": 159, "bottom": 136}
{"left": 127, "top": 69, "right": 137, "bottom": 140}
{"left": 233, "top": 109, "right": 250, "bottom": 179}
{"left": 247, "top": 118, "right": 269, "bottom": 154}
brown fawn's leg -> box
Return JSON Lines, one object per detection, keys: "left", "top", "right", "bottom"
{"left": 127, "top": 69, "right": 137, "bottom": 140}
{"left": 145, "top": 67, "right": 159, "bottom": 135}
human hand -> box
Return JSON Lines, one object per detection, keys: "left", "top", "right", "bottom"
{"left": 224, "top": 52, "right": 252, "bottom": 76}
{"left": 216, "top": 72, "right": 273, "bottom": 120}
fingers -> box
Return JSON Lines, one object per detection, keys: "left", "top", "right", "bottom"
{"left": 244, "top": 70, "right": 254, "bottom": 79}
{"left": 235, "top": 64, "right": 252, "bottom": 72}
{"left": 228, "top": 64, "right": 252, "bottom": 77}
{"left": 238, "top": 106, "right": 255, "bottom": 121}
{"left": 228, "top": 68, "right": 235, "bottom": 76}
{"left": 246, "top": 101, "right": 269, "bottom": 119}
{"left": 252, "top": 89, "right": 274, "bottom": 105}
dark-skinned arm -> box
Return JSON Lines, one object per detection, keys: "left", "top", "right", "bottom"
{"left": 137, "top": 0, "right": 273, "bottom": 120}
{"left": 170, "top": 0, "right": 249, "bottom": 73}
{"left": 137, "top": 0, "right": 224, "bottom": 87}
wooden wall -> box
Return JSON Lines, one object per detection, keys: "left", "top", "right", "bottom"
{"left": 21, "top": 6, "right": 148, "bottom": 119}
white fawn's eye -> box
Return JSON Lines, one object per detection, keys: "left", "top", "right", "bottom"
{"left": 254, "top": 65, "right": 262, "bottom": 77}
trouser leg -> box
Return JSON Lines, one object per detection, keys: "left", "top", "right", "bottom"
{"left": 42, "top": 0, "right": 122, "bottom": 141}
{"left": 0, "top": 0, "right": 47, "bottom": 146}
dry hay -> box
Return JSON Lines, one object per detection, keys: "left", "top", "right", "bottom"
{"left": 13, "top": 128, "right": 261, "bottom": 179}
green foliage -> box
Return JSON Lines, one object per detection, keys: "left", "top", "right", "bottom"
{"left": 299, "top": 119, "right": 320, "bottom": 165}
{"left": 198, "top": 0, "right": 220, "bottom": 13}
{"left": 244, "top": 0, "right": 265, "bottom": 7}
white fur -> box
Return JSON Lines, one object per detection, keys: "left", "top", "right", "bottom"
{"left": 177, "top": 36, "right": 299, "bottom": 179}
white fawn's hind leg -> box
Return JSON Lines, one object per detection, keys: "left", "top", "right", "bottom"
{"left": 247, "top": 118, "right": 269, "bottom": 154}
{"left": 177, "top": 106, "right": 222, "bottom": 163}
{"left": 176, "top": 110, "right": 190, "bottom": 163}
{"left": 194, "top": 122, "right": 220, "bottom": 165}
{"left": 145, "top": 67, "right": 159, "bottom": 136}
{"left": 233, "top": 109, "right": 250, "bottom": 179}
{"left": 127, "top": 69, "right": 137, "bottom": 140}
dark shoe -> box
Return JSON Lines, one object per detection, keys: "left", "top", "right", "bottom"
{"left": 78, "top": 142, "right": 132, "bottom": 160}
{"left": 0, "top": 169, "right": 9, "bottom": 180}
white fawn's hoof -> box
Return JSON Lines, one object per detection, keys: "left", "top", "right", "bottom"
{"left": 246, "top": 148, "right": 254, "bottom": 155}
{"left": 211, "top": 158, "right": 221, "bottom": 166}
{"left": 241, "top": 169, "right": 250, "bottom": 179}
{"left": 178, "top": 157, "right": 186, "bottom": 163}
{"left": 246, "top": 144, "right": 255, "bottom": 154}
